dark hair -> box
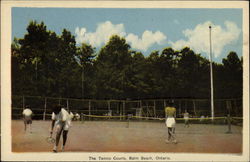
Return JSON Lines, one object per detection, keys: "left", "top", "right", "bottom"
{"left": 52, "top": 104, "right": 61, "bottom": 114}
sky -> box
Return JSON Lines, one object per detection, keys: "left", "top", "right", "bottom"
{"left": 12, "top": 8, "right": 242, "bottom": 63}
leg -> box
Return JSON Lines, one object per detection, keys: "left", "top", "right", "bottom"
{"left": 55, "top": 127, "right": 63, "bottom": 146}
{"left": 168, "top": 128, "right": 171, "bottom": 139}
{"left": 28, "top": 124, "right": 31, "bottom": 133}
{"left": 28, "top": 120, "right": 32, "bottom": 133}
{"left": 62, "top": 131, "right": 68, "bottom": 146}
{"left": 62, "top": 121, "right": 70, "bottom": 151}
{"left": 24, "top": 122, "right": 27, "bottom": 131}
{"left": 170, "top": 128, "right": 173, "bottom": 140}
{"left": 170, "top": 128, "right": 177, "bottom": 143}
{"left": 30, "top": 124, "right": 32, "bottom": 133}
{"left": 53, "top": 124, "right": 63, "bottom": 152}
{"left": 62, "top": 130, "right": 68, "bottom": 151}
{"left": 166, "top": 127, "right": 171, "bottom": 143}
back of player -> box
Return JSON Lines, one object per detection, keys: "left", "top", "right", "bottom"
{"left": 22, "top": 106, "right": 33, "bottom": 133}
{"left": 165, "top": 100, "right": 177, "bottom": 144}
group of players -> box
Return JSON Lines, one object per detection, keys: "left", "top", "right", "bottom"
{"left": 22, "top": 100, "right": 183, "bottom": 152}
{"left": 22, "top": 105, "right": 80, "bottom": 152}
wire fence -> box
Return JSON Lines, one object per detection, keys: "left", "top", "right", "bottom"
{"left": 12, "top": 95, "right": 242, "bottom": 121}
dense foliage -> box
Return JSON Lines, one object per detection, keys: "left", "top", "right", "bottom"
{"left": 12, "top": 21, "right": 243, "bottom": 100}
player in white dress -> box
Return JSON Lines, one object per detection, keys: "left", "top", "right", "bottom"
{"left": 165, "top": 100, "right": 177, "bottom": 144}
{"left": 22, "top": 106, "right": 33, "bottom": 133}
{"left": 50, "top": 105, "right": 73, "bottom": 152}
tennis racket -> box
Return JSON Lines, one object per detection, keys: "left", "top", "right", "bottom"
{"left": 46, "top": 136, "right": 55, "bottom": 144}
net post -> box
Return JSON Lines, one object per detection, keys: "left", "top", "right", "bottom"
{"left": 81, "top": 113, "right": 85, "bottom": 123}
{"left": 226, "top": 114, "right": 232, "bottom": 134}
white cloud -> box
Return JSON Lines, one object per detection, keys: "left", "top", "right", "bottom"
{"left": 75, "top": 21, "right": 126, "bottom": 47}
{"left": 75, "top": 21, "right": 167, "bottom": 51}
{"left": 126, "top": 30, "right": 166, "bottom": 51}
{"left": 169, "top": 21, "right": 241, "bottom": 58}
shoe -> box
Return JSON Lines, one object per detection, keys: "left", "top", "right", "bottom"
{"left": 173, "top": 140, "right": 178, "bottom": 144}
{"left": 165, "top": 139, "right": 170, "bottom": 144}
{"left": 53, "top": 146, "right": 57, "bottom": 153}
{"left": 61, "top": 145, "right": 64, "bottom": 152}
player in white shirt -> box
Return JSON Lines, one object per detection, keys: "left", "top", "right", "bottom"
{"left": 183, "top": 110, "right": 190, "bottom": 128}
{"left": 74, "top": 113, "right": 80, "bottom": 121}
{"left": 50, "top": 105, "right": 73, "bottom": 152}
{"left": 22, "top": 106, "right": 33, "bottom": 133}
{"left": 200, "top": 115, "right": 205, "bottom": 123}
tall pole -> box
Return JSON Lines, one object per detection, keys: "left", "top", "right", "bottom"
{"left": 209, "top": 26, "right": 214, "bottom": 121}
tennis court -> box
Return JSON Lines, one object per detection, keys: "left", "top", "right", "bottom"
{"left": 12, "top": 120, "right": 242, "bottom": 153}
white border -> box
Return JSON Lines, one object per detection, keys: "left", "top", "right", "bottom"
{"left": 1, "top": 1, "right": 249, "bottom": 161}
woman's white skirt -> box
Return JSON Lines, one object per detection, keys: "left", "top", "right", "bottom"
{"left": 166, "top": 117, "right": 176, "bottom": 128}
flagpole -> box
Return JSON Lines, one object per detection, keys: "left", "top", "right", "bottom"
{"left": 209, "top": 25, "right": 214, "bottom": 121}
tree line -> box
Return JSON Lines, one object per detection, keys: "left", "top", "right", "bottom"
{"left": 11, "top": 21, "right": 243, "bottom": 100}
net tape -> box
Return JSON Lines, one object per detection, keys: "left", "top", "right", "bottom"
{"left": 81, "top": 114, "right": 243, "bottom": 121}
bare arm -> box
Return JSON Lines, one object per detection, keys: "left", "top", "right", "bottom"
{"left": 50, "top": 120, "right": 55, "bottom": 136}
